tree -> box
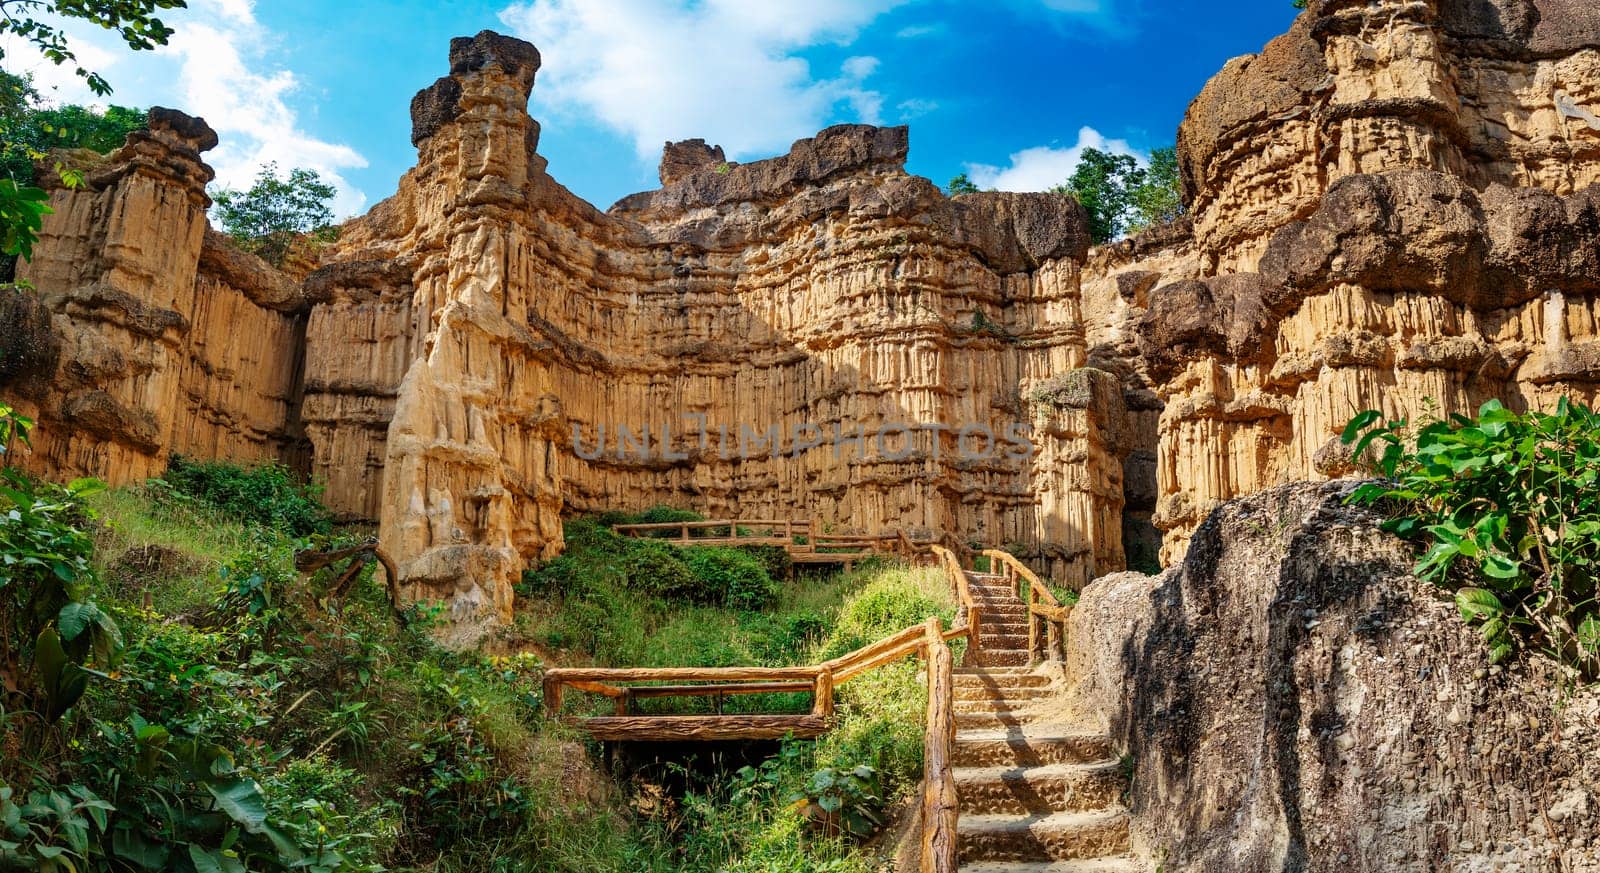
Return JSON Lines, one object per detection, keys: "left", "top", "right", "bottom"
{"left": 0, "top": 0, "right": 186, "bottom": 97}
{"left": 1, "top": 73, "right": 148, "bottom": 183}
{"left": 1126, "top": 146, "right": 1184, "bottom": 234}
{"left": 211, "top": 163, "right": 338, "bottom": 266}
{"left": 0, "top": 0, "right": 183, "bottom": 268}
{"left": 947, "top": 173, "right": 979, "bottom": 196}
{"left": 1053, "top": 148, "right": 1143, "bottom": 244}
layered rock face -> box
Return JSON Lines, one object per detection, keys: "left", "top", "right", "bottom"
{"left": 1065, "top": 482, "right": 1600, "bottom": 871}
{"left": 9, "top": 31, "right": 1126, "bottom": 635}
{"left": 9, "top": 110, "right": 308, "bottom": 485}
{"left": 324, "top": 31, "right": 1114, "bottom": 629}
{"left": 1126, "top": 0, "right": 1600, "bottom": 561}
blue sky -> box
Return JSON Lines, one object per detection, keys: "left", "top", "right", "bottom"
{"left": 5, "top": 0, "right": 1298, "bottom": 216}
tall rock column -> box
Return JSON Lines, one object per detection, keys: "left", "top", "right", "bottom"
{"left": 13, "top": 110, "right": 218, "bottom": 483}
{"left": 377, "top": 32, "right": 564, "bottom": 640}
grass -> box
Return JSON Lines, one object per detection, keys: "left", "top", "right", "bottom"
{"left": 22, "top": 480, "right": 953, "bottom": 873}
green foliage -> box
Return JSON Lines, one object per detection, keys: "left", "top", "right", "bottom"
{"left": 522, "top": 517, "right": 778, "bottom": 611}
{"left": 1, "top": 72, "right": 148, "bottom": 185}
{"left": 0, "top": 0, "right": 185, "bottom": 98}
{"left": 1052, "top": 146, "right": 1185, "bottom": 244}
{"left": 946, "top": 173, "right": 979, "bottom": 196}
{"left": 1, "top": 398, "right": 33, "bottom": 459}
{"left": 681, "top": 548, "right": 779, "bottom": 611}
{"left": 1054, "top": 148, "right": 1140, "bottom": 244}
{"left": 162, "top": 456, "right": 332, "bottom": 538}
{"left": 0, "top": 468, "right": 120, "bottom": 724}
{"left": 1127, "top": 146, "right": 1184, "bottom": 234}
{"left": 1343, "top": 398, "right": 1600, "bottom": 679}
{"left": 0, "top": 179, "right": 51, "bottom": 261}
{"left": 211, "top": 163, "right": 338, "bottom": 266}
{"left": 1292, "top": 0, "right": 1308, "bottom": 8}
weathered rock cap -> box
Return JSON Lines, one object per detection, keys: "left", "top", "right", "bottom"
{"left": 449, "top": 29, "right": 541, "bottom": 89}
{"left": 613, "top": 124, "right": 909, "bottom": 212}
{"left": 659, "top": 138, "right": 727, "bottom": 186}
{"left": 411, "top": 30, "right": 540, "bottom": 146}
{"left": 145, "top": 107, "right": 218, "bottom": 153}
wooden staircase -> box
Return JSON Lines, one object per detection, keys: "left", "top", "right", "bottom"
{"left": 952, "top": 571, "right": 1143, "bottom": 873}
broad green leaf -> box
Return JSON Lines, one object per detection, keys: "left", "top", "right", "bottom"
{"left": 205, "top": 779, "right": 267, "bottom": 831}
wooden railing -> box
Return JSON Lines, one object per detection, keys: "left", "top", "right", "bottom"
{"left": 920, "top": 616, "right": 958, "bottom": 873}
{"left": 929, "top": 544, "right": 979, "bottom": 653}
{"left": 982, "top": 549, "right": 1071, "bottom": 664}
{"left": 613, "top": 518, "right": 809, "bottom": 543}
{"left": 542, "top": 550, "right": 971, "bottom": 872}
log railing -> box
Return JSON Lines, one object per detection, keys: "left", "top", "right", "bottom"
{"left": 541, "top": 538, "right": 972, "bottom": 873}
{"left": 612, "top": 518, "right": 927, "bottom": 563}
{"left": 929, "top": 544, "right": 979, "bottom": 653}
{"left": 981, "top": 548, "right": 1071, "bottom": 664}
{"left": 920, "top": 616, "right": 958, "bottom": 873}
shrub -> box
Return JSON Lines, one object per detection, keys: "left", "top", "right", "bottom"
{"left": 1344, "top": 397, "right": 1600, "bottom": 679}
{"left": 163, "top": 456, "right": 331, "bottom": 537}
{"left": 737, "top": 544, "right": 792, "bottom": 582}
{"left": 682, "top": 547, "right": 779, "bottom": 611}
{"left": 621, "top": 539, "right": 700, "bottom": 600}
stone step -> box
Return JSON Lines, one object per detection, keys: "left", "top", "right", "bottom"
{"left": 959, "top": 858, "right": 1147, "bottom": 873}
{"left": 955, "top": 666, "right": 1035, "bottom": 676}
{"left": 980, "top": 632, "right": 1030, "bottom": 649}
{"left": 954, "top": 672, "right": 1050, "bottom": 690}
{"left": 958, "top": 808, "right": 1131, "bottom": 863}
{"left": 953, "top": 761, "right": 1125, "bottom": 816}
{"left": 954, "top": 683, "right": 1047, "bottom": 703}
{"left": 960, "top": 684, "right": 1049, "bottom": 703}
{"left": 955, "top": 710, "right": 1035, "bottom": 730}
{"left": 953, "top": 727, "right": 1115, "bottom": 768}
{"left": 978, "top": 649, "right": 1030, "bottom": 668}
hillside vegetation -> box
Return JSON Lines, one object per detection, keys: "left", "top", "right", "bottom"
{"left": 0, "top": 452, "right": 950, "bottom": 872}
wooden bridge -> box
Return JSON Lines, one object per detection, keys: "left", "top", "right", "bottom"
{"left": 541, "top": 540, "right": 1108, "bottom": 873}
{"left": 610, "top": 518, "right": 921, "bottom": 571}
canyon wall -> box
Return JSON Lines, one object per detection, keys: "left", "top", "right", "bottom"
{"left": 1130, "top": 0, "right": 1600, "bottom": 561}
{"left": 9, "top": 0, "right": 1600, "bottom": 632}
{"left": 7, "top": 32, "right": 1127, "bottom": 636}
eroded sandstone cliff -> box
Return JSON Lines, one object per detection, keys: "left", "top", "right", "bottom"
{"left": 10, "top": 0, "right": 1600, "bottom": 634}
{"left": 8, "top": 31, "right": 1131, "bottom": 636}
{"left": 1129, "top": 0, "right": 1600, "bottom": 561}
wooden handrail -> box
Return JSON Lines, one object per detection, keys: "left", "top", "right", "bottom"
{"left": 541, "top": 546, "right": 973, "bottom": 868}
{"left": 920, "top": 617, "right": 958, "bottom": 873}
{"left": 982, "top": 548, "right": 1071, "bottom": 665}
{"left": 930, "top": 545, "right": 979, "bottom": 653}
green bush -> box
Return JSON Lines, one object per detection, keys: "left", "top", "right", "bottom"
{"left": 737, "top": 544, "right": 792, "bottom": 582}
{"left": 622, "top": 539, "right": 700, "bottom": 600}
{"left": 163, "top": 456, "right": 331, "bottom": 537}
{"left": 682, "top": 547, "right": 779, "bottom": 611}
{"left": 1344, "top": 397, "right": 1600, "bottom": 680}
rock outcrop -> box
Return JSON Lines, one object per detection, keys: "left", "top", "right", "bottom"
{"left": 11, "top": 0, "right": 1600, "bottom": 634}
{"left": 1065, "top": 481, "right": 1600, "bottom": 871}
{"left": 1124, "top": 0, "right": 1600, "bottom": 562}
{"left": 10, "top": 30, "right": 1127, "bottom": 637}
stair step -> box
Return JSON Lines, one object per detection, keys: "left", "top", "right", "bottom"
{"left": 953, "top": 762, "right": 1125, "bottom": 815}
{"left": 955, "top": 710, "right": 1036, "bottom": 730}
{"left": 959, "top": 808, "right": 1131, "bottom": 863}
{"left": 956, "top": 666, "right": 1036, "bottom": 676}
{"left": 979, "top": 649, "right": 1030, "bottom": 667}
{"left": 959, "top": 858, "right": 1147, "bottom": 873}
{"left": 954, "top": 672, "right": 1050, "bottom": 690}
{"left": 954, "top": 684, "right": 1047, "bottom": 703}
{"left": 953, "top": 726, "right": 1114, "bottom": 768}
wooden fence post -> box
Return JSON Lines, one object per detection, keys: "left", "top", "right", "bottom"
{"left": 812, "top": 670, "right": 835, "bottom": 720}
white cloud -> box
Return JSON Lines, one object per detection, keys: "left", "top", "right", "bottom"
{"left": 896, "top": 97, "right": 938, "bottom": 120}
{"left": 1, "top": 0, "right": 367, "bottom": 217}
{"left": 965, "top": 126, "right": 1146, "bottom": 192}
{"left": 895, "top": 24, "right": 942, "bottom": 39}
{"left": 498, "top": 0, "right": 907, "bottom": 162}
